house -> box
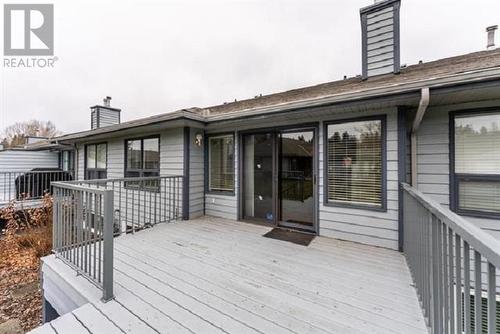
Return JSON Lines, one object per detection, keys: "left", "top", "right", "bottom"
{"left": 31, "top": 1, "right": 500, "bottom": 333}
{"left": 0, "top": 137, "right": 74, "bottom": 204}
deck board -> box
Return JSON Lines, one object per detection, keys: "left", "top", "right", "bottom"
{"left": 32, "top": 217, "right": 428, "bottom": 334}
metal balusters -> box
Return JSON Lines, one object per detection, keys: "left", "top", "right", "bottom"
{"left": 474, "top": 251, "right": 482, "bottom": 334}
{"left": 402, "top": 183, "right": 500, "bottom": 334}
{"left": 464, "top": 241, "right": 471, "bottom": 334}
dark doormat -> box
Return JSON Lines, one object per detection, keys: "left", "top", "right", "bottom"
{"left": 263, "top": 228, "right": 315, "bottom": 246}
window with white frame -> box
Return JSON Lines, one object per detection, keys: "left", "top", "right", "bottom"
{"left": 453, "top": 111, "right": 500, "bottom": 217}
{"left": 208, "top": 134, "right": 235, "bottom": 193}
{"left": 325, "top": 117, "right": 384, "bottom": 209}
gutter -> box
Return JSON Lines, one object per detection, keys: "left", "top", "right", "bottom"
{"left": 410, "top": 87, "right": 430, "bottom": 187}
{"left": 206, "top": 66, "right": 500, "bottom": 122}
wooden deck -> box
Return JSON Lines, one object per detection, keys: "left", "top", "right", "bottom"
{"left": 31, "top": 217, "right": 428, "bottom": 334}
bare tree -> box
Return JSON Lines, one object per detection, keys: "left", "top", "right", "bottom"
{"left": 1, "top": 120, "right": 62, "bottom": 147}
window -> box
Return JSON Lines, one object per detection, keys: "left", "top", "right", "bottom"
{"left": 85, "top": 143, "right": 107, "bottom": 179}
{"left": 453, "top": 111, "right": 500, "bottom": 217}
{"left": 325, "top": 117, "right": 385, "bottom": 209}
{"left": 208, "top": 134, "right": 235, "bottom": 193}
{"left": 125, "top": 137, "right": 160, "bottom": 188}
{"left": 61, "top": 150, "right": 74, "bottom": 173}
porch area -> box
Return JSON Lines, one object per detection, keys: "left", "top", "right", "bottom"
{"left": 33, "top": 216, "right": 427, "bottom": 334}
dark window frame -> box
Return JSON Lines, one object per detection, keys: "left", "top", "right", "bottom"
{"left": 323, "top": 114, "right": 387, "bottom": 212}
{"left": 205, "top": 132, "right": 235, "bottom": 196}
{"left": 124, "top": 135, "right": 161, "bottom": 190}
{"left": 449, "top": 108, "right": 500, "bottom": 219}
{"left": 60, "top": 150, "right": 75, "bottom": 173}
{"left": 84, "top": 143, "right": 107, "bottom": 180}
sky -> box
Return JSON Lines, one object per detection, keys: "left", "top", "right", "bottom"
{"left": 0, "top": 0, "right": 499, "bottom": 134}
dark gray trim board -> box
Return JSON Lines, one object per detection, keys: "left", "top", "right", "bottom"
{"left": 449, "top": 107, "right": 500, "bottom": 220}
{"left": 392, "top": 1, "right": 401, "bottom": 74}
{"left": 397, "top": 107, "right": 408, "bottom": 252}
{"left": 183, "top": 127, "right": 190, "bottom": 220}
{"left": 323, "top": 114, "right": 388, "bottom": 212}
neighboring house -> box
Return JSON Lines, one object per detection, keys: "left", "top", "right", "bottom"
{"left": 0, "top": 137, "right": 74, "bottom": 203}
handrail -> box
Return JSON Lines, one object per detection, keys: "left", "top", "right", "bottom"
{"left": 402, "top": 183, "right": 500, "bottom": 269}
{"left": 51, "top": 175, "right": 183, "bottom": 302}
{"left": 402, "top": 183, "right": 499, "bottom": 334}
{"left": 52, "top": 182, "right": 114, "bottom": 301}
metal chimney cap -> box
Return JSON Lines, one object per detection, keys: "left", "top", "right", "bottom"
{"left": 487, "top": 25, "right": 498, "bottom": 32}
{"left": 103, "top": 96, "right": 112, "bottom": 107}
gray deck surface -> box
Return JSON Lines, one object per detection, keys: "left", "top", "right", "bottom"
{"left": 31, "top": 217, "right": 428, "bottom": 334}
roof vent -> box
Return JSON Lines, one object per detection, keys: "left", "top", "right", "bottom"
{"left": 360, "top": 0, "right": 401, "bottom": 79}
{"left": 487, "top": 25, "right": 498, "bottom": 50}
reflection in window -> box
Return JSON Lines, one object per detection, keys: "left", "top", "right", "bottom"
{"left": 125, "top": 137, "right": 160, "bottom": 190}
{"left": 454, "top": 112, "right": 500, "bottom": 215}
{"left": 85, "top": 143, "right": 107, "bottom": 180}
{"left": 326, "top": 119, "right": 383, "bottom": 208}
{"left": 208, "top": 135, "right": 234, "bottom": 192}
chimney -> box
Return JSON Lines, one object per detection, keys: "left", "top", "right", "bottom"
{"left": 487, "top": 25, "right": 498, "bottom": 50}
{"left": 90, "top": 96, "right": 121, "bottom": 129}
{"left": 360, "top": 0, "right": 401, "bottom": 79}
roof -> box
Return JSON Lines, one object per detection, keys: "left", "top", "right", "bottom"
{"left": 204, "top": 49, "right": 500, "bottom": 115}
{"left": 55, "top": 48, "right": 500, "bottom": 143}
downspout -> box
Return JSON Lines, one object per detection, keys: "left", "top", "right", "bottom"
{"left": 410, "top": 87, "right": 430, "bottom": 188}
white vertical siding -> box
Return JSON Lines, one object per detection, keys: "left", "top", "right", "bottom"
{"left": 417, "top": 103, "right": 500, "bottom": 239}
{"left": 319, "top": 108, "right": 400, "bottom": 250}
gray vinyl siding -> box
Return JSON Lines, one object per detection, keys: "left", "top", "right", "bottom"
{"left": 74, "top": 128, "right": 186, "bottom": 221}
{"left": 98, "top": 109, "right": 120, "bottom": 128}
{"left": 91, "top": 108, "right": 120, "bottom": 129}
{"left": 189, "top": 127, "right": 204, "bottom": 218}
{"left": 204, "top": 133, "right": 239, "bottom": 220}
{"left": 203, "top": 108, "right": 400, "bottom": 249}
{"left": 416, "top": 101, "right": 500, "bottom": 239}
{"left": 319, "top": 108, "right": 399, "bottom": 250}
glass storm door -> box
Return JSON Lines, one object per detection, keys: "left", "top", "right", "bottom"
{"left": 242, "top": 132, "right": 275, "bottom": 224}
{"left": 278, "top": 129, "right": 315, "bottom": 231}
{"left": 242, "top": 128, "right": 316, "bottom": 232}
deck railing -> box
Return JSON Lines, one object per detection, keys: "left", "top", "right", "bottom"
{"left": 52, "top": 182, "right": 114, "bottom": 301}
{"left": 402, "top": 183, "right": 500, "bottom": 334}
{"left": 71, "top": 176, "right": 183, "bottom": 234}
{"left": 0, "top": 170, "right": 73, "bottom": 203}
{"left": 52, "top": 175, "right": 183, "bottom": 301}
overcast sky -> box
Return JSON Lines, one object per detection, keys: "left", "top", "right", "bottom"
{"left": 0, "top": 0, "right": 499, "bottom": 134}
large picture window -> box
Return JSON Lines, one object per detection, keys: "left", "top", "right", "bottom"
{"left": 208, "top": 134, "right": 235, "bottom": 193}
{"left": 325, "top": 117, "right": 385, "bottom": 209}
{"left": 85, "top": 143, "right": 107, "bottom": 180}
{"left": 453, "top": 111, "right": 500, "bottom": 217}
{"left": 125, "top": 136, "right": 160, "bottom": 179}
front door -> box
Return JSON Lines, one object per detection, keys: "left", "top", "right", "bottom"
{"left": 241, "top": 127, "right": 316, "bottom": 233}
